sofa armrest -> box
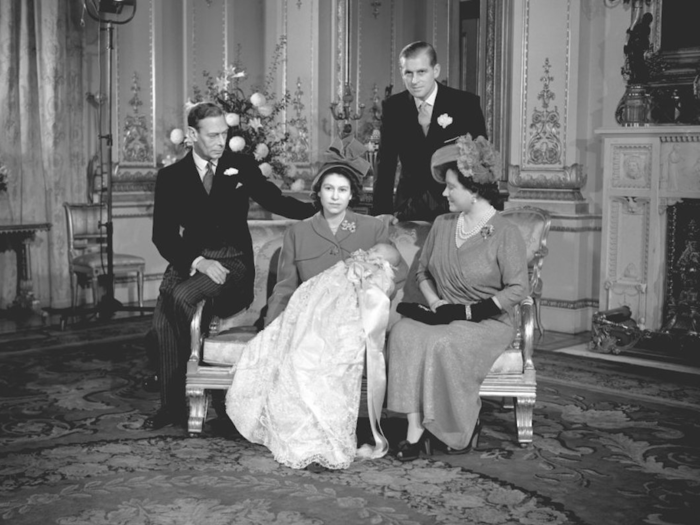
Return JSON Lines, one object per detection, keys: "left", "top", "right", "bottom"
{"left": 519, "top": 296, "right": 535, "bottom": 371}
{"left": 189, "top": 299, "right": 206, "bottom": 363}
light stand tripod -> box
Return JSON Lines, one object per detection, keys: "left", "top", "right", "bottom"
{"left": 84, "top": 0, "right": 152, "bottom": 320}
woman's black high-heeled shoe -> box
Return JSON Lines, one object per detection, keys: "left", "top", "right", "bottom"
{"left": 396, "top": 432, "right": 432, "bottom": 462}
{"left": 446, "top": 420, "right": 482, "bottom": 455}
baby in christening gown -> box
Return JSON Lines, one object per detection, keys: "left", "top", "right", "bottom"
{"left": 225, "top": 243, "right": 402, "bottom": 470}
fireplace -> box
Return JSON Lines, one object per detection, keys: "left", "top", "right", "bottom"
{"left": 663, "top": 201, "right": 700, "bottom": 337}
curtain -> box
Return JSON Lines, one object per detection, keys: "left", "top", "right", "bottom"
{"left": 0, "top": 0, "right": 88, "bottom": 309}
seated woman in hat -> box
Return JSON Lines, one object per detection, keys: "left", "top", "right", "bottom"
{"left": 226, "top": 139, "right": 408, "bottom": 472}
{"left": 387, "top": 134, "right": 528, "bottom": 461}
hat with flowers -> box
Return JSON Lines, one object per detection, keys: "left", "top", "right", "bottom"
{"left": 430, "top": 133, "right": 502, "bottom": 186}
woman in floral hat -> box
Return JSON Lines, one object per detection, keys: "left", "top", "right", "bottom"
{"left": 387, "top": 134, "right": 528, "bottom": 461}
{"left": 226, "top": 141, "right": 407, "bottom": 473}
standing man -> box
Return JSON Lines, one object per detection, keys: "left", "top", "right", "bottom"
{"left": 372, "top": 41, "right": 487, "bottom": 221}
{"left": 144, "top": 102, "right": 315, "bottom": 429}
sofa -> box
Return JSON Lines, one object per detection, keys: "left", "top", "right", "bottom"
{"left": 186, "top": 207, "right": 551, "bottom": 446}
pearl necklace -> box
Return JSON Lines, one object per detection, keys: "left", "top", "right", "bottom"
{"left": 455, "top": 207, "right": 496, "bottom": 244}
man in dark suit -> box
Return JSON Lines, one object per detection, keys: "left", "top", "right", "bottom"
{"left": 372, "top": 41, "right": 487, "bottom": 221}
{"left": 144, "top": 102, "right": 315, "bottom": 429}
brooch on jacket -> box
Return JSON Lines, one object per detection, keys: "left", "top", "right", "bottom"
{"left": 480, "top": 225, "right": 495, "bottom": 239}
{"left": 340, "top": 220, "right": 356, "bottom": 233}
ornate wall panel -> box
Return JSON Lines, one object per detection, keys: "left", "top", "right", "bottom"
{"left": 116, "top": 0, "right": 155, "bottom": 167}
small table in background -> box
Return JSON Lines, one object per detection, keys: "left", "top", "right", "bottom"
{"left": 0, "top": 221, "right": 51, "bottom": 319}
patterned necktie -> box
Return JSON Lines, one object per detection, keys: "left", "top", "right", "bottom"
{"left": 203, "top": 161, "right": 214, "bottom": 194}
{"left": 418, "top": 101, "right": 431, "bottom": 136}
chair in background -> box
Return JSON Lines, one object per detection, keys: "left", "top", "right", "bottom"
{"left": 501, "top": 206, "right": 552, "bottom": 335}
{"left": 63, "top": 202, "right": 145, "bottom": 310}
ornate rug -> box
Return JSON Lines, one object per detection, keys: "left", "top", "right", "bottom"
{"left": 1, "top": 326, "right": 699, "bottom": 524}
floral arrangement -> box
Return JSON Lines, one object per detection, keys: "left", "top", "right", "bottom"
{"left": 456, "top": 133, "right": 502, "bottom": 185}
{"left": 168, "top": 39, "right": 295, "bottom": 188}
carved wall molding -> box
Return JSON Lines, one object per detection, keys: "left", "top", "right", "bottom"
{"left": 611, "top": 143, "right": 653, "bottom": 189}
{"left": 508, "top": 163, "right": 586, "bottom": 190}
{"left": 540, "top": 297, "right": 599, "bottom": 310}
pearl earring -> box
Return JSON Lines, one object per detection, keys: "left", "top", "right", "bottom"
{"left": 471, "top": 197, "right": 477, "bottom": 204}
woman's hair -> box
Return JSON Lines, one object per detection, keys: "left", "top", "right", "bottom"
{"left": 310, "top": 165, "right": 364, "bottom": 210}
{"left": 446, "top": 163, "right": 501, "bottom": 205}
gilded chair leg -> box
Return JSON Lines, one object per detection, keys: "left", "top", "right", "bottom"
{"left": 91, "top": 276, "right": 100, "bottom": 306}
{"left": 137, "top": 270, "right": 144, "bottom": 309}
{"left": 514, "top": 396, "right": 535, "bottom": 446}
{"left": 70, "top": 273, "right": 77, "bottom": 310}
{"left": 186, "top": 387, "right": 208, "bottom": 435}
{"left": 534, "top": 297, "right": 545, "bottom": 336}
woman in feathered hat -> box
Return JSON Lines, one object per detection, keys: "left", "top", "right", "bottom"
{"left": 387, "top": 134, "right": 528, "bottom": 460}
{"left": 226, "top": 138, "right": 407, "bottom": 473}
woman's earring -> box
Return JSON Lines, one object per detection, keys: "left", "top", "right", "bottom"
{"left": 471, "top": 197, "right": 477, "bottom": 204}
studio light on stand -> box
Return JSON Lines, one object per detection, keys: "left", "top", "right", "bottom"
{"left": 83, "top": 0, "right": 150, "bottom": 320}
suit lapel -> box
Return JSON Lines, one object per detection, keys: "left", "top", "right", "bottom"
{"left": 310, "top": 212, "right": 337, "bottom": 244}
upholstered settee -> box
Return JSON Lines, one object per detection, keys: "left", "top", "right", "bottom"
{"left": 187, "top": 208, "right": 551, "bottom": 446}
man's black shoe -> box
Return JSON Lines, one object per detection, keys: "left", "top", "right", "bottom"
{"left": 142, "top": 408, "right": 185, "bottom": 430}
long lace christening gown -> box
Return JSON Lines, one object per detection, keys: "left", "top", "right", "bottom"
{"left": 225, "top": 250, "right": 395, "bottom": 470}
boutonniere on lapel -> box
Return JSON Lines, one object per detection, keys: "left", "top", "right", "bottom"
{"left": 224, "top": 168, "right": 238, "bottom": 176}
{"left": 340, "top": 220, "right": 356, "bottom": 233}
{"left": 480, "top": 225, "right": 495, "bottom": 239}
{"left": 437, "top": 113, "right": 453, "bottom": 128}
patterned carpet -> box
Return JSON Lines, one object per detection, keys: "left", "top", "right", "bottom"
{"left": 0, "top": 318, "right": 698, "bottom": 524}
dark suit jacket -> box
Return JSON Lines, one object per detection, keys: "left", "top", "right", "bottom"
{"left": 152, "top": 150, "right": 314, "bottom": 307}
{"left": 372, "top": 84, "right": 487, "bottom": 220}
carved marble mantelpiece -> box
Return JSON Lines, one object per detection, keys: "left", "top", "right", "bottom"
{"left": 595, "top": 126, "right": 700, "bottom": 331}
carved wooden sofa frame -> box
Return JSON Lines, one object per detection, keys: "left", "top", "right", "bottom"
{"left": 186, "top": 207, "right": 551, "bottom": 447}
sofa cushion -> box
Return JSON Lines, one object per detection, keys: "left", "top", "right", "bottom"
{"left": 203, "top": 327, "right": 257, "bottom": 366}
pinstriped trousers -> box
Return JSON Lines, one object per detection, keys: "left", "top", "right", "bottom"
{"left": 152, "top": 245, "right": 250, "bottom": 413}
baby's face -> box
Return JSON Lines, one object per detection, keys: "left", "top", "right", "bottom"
{"left": 369, "top": 244, "right": 401, "bottom": 266}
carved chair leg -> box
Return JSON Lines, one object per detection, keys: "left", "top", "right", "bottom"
{"left": 187, "top": 387, "right": 209, "bottom": 435}
{"left": 534, "top": 296, "right": 545, "bottom": 336}
{"left": 514, "top": 396, "right": 535, "bottom": 446}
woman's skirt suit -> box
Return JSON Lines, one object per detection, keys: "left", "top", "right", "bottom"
{"left": 265, "top": 210, "right": 391, "bottom": 325}
{"left": 387, "top": 213, "right": 528, "bottom": 450}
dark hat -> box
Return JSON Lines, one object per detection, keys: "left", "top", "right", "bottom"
{"left": 313, "top": 136, "right": 371, "bottom": 186}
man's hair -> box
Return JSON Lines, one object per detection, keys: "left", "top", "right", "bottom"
{"left": 399, "top": 41, "right": 438, "bottom": 67}
{"left": 187, "top": 102, "right": 225, "bottom": 130}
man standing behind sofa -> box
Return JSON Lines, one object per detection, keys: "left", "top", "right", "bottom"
{"left": 144, "top": 102, "right": 315, "bottom": 430}
{"left": 372, "top": 41, "right": 487, "bottom": 221}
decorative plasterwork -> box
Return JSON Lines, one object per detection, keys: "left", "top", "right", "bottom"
{"left": 608, "top": 196, "right": 651, "bottom": 286}
{"left": 611, "top": 144, "right": 652, "bottom": 189}
{"left": 527, "top": 58, "right": 562, "bottom": 166}
{"left": 287, "top": 77, "right": 311, "bottom": 164}
{"left": 370, "top": 0, "right": 381, "bottom": 19}
{"left": 122, "top": 73, "right": 153, "bottom": 164}
{"left": 509, "top": 163, "right": 586, "bottom": 190}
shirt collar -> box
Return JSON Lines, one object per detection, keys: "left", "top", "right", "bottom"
{"left": 415, "top": 82, "right": 438, "bottom": 110}
{"left": 192, "top": 150, "right": 217, "bottom": 178}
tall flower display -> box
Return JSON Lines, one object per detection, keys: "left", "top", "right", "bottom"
{"left": 167, "top": 39, "right": 294, "bottom": 188}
